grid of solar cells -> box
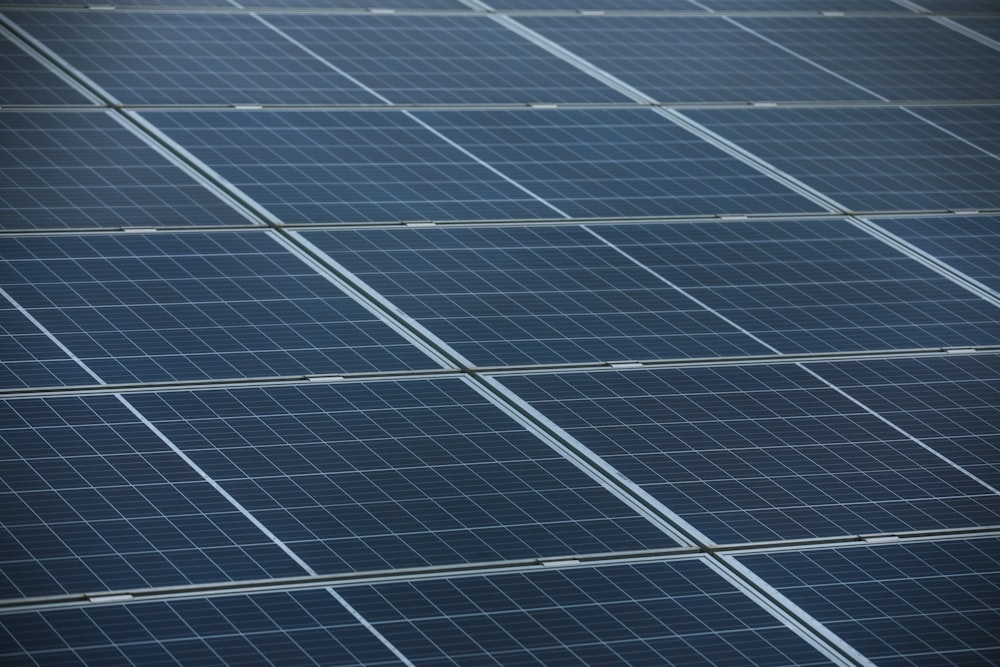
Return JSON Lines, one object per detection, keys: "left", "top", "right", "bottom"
{"left": 735, "top": 16, "right": 1000, "bottom": 100}
{"left": 903, "top": 105, "right": 1000, "bottom": 156}
{"left": 685, "top": 106, "right": 1000, "bottom": 212}
{"left": 262, "top": 14, "right": 628, "bottom": 105}
{"left": 0, "top": 393, "right": 306, "bottom": 599}
{"left": 0, "top": 589, "right": 405, "bottom": 666}
{"left": 302, "top": 225, "right": 772, "bottom": 367}
{"left": 594, "top": 219, "right": 1000, "bottom": 353}
{"left": 0, "top": 232, "right": 441, "bottom": 384}
{"left": 518, "top": 16, "right": 878, "bottom": 103}
{"left": 914, "top": 0, "right": 1000, "bottom": 12}
{"left": 418, "top": 108, "right": 826, "bottom": 218}
{"left": 955, "top": 18, "right": 1000, "bottom": 42}
{"left": 338, "top": 559, "right": 833, "bottom": 666}
{"left": 0, "top": 300, "right": 98, "bottom": 390}
{"left": 877, "top": 216, "right": 1000, "bottom": 294}
{"left": 496, "top": 364, "right": 1000, "bottom": 544}
{"left": 701, "top": 0, "right": 905, "bottom": 9}
{"left": 125, "top": 378, "right": 681, "bottom": 573}
{"left": 1, "top": 111, "right": 252, "bottom": 231}
{"left": 484, "top": 0, "right": 702, "bottom": 10}
{"left": 0, "top": 32, "right": 93, "bottom": 106}
{"left": 735, "top": 538, "right": 1000, "bottom": 666}
{"left": 813, "top": 354, "right": 1000, "bottom": 489}
{"left": 140, "top": 110, "right": 562, "bottom": 224}
{"left": 3, "top": 11, "right": 380, "bottom": 105}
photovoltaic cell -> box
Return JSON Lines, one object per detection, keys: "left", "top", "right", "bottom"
{"left": 141, "top": 110, "right": 562, "bottom": 224}
{"left": 594, "top": 219, "right": 1000, "bottom": 354}
{"left": 418, "top": 108, "right": 825, "bottom": 218}
{"left": 496, "top": 364, "right": 1000, "bottom": 544}
{"left": 0, "top": 33, "right": 93, "bottom": 106}
{"left": 301, "top": 225, "right": 771, "bottom": 367}
{"left": 685, "top": 106, "right": 1000, "bottom": 212}
{"left": 0, "top": 232, "right": 441, "bottom": 384}
{"left": 736, "top": 16, "right": 1000, "bottom": 100}
{"left": 263, "top": 14, "right": 628, "bottom": 104}
{"left": 518, "top": 16, "right": 877, "bottom": 103}
{"left": 736, "top": 538, "right": 1000, "bottom": 666}
{"left": 1, "top": 111, "right": 252, "bottom": 231}
{"left": 0, "top": 589, "right": 405, "bottom": 666}
{"left": 0, "top": 393, "right": 305, "bottom": 599}
{"left": 125, "top": 378, "right": 680, "bottom": 573}
{"left": 4, "top": 11, "right": 380, "bottom": 105}
{"left": 813, "top": 354, "right": 1000, "bottom": 489}
{"left": 876, "top": 216, "right": 1000, "bottom": 294}
{"left": 339, "top": 559, "right": 833, "bottom": 666}
{"left": 0, "top": 301, "right": 98, "bottom": 390}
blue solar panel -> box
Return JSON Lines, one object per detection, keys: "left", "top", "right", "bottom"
{"left": 735, "top": 538, "right": 1000, "bottom": 666}
{"left": 955, "top": 18, "right": 1000, "bottom": 41}
{"left": 338, "top": 559, "right": 834, "bottom": 666}
{"left": 0, "top": 32, "right": 94, "bottom": 106}
{"left": 125, "top": 378, "right": 681, "bottom": 572}
{"left": 813, "top": 354, "right": 1000, "bottom": 489}
{"left": 263, "top": 14, "right": 628, "bottom": 104}
{"left": 702, "top": 0, "right": 905, "bottom": 9}
{"left": 0, "top": 232, "right": 441, "bottom": 384}
{"left": 4, "top": 11, "right": 380, "bottom": 105}
{"left": 519, "top": 16, "right": 878, "bottom": 103}
{"left": 735, "top": 16, "right": 1000, "bottom": 100}
{"left": 594, "top": 219, "right": 1000, "bottom": 353}
{"left": 496, "top": 364, "right": 1000, "bottom": 544}
{"left": 0, "top": 393, "right": 306, "bottom": 598}
{"left": 0, "top": 589, "right": 405, "bottom": 666}
{"left": 876, "top": 216, "right": 1000, "bottom": 294}
{"left": 1, "top": 111, "right": 253, "bottom": 231}
{"left": 140, "top": 110, "right": 563, "bottom": 224}
{"left": 0, "top": 301, "right": 99, "bottom": 390}
{"left": 685, "top": 107, "right": 1000, "bottom": 212}
{"left": 902, "top": 105, "right": 1000, "bottom": 156}
{"left": 300, "top": 225, "right": 772, "bottom": 367}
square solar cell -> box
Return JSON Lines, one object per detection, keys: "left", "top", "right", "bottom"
{"left": 125, "top": 378, "right": 681, "bottom": 573}
{"left": 262, "top": 13, "right": 628, "bottom": 104}
{"left": 417, "top": 108, "right": 825, "bottom": 218}
{"left": 814, "top": 354, "right": 1000, "bottom": 489}
{"left": 735, "top": 538, "right": 1000, "bottom": 666}
{"left": 685, "top": 106, "right": 1000, "bottom": 212}
{"left": 0, "top": 589, "right": 405, "bottom": 666}
{"left": 140, "top": 110, "right": 563, "bottom": 224}
{"left": 339, "top": 559, "right": 834, "bottom": 666}
{"left": 496, "top": 364, "right": 1000, "bottom": 544}
{"left": 594, "top": 219, "right": 1000, "bottom": 353}
{"left": 0, "top": 301, "right": 99, "bottom": 389}
{"left": 0, "top": 393, "right": 305, "bottom": 599}
{"left": 735, "top": 16, "right": 1000, "bottom": 100}
{"left": 1, "top": 111, "right": 253, "bottom": 231}
{"left": 301, "top": 225, "right": 771, "bottom": 367}
{"left": 4, "top": 10, "right": 380, "bottom": 105}
{"left": 0, "top": 232, "right": 441, "bottom": 384}
{"left": 0, "top": 32, "right": 93, "bottom": 106}
{"left": 518, "top": 15, "right": 877, "bottom": 103}
{"left": 876, "top": 216, "right": 1000, "bottom": 294}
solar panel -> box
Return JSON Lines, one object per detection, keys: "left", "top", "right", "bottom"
{"left": 593, "top": 219, "right": 1000, "bottom": 353}
{"left": 0, "top": 31, "right": 94, "bottom": 106}
{"left": 902, "top": 105, "right": 1000, "bottom": 156}
{"left": 124, "top": 378, "right": 681, "bottom": 572}
{"left": 734, "top": 538, "right": 1000, "bottom": 666}
{"left": 0, "top": 588, "right": 405, "bottom": 665}
{"left": 262, "top": 14, "right": 628, "bottom": 104}
{"left": 3, "top": 11, "right": 381, "bottom": 105}
{"left": 0, "top": 231, "right": 443, "bottom": 384}
{"left": 495, "top": 363, "right": 1000, "bottom": 544}
{"left": 519, "top": 15, "right": 878, "bottom": 103}
{"left": 0, "top": 301, "right": 100, "bottom": 390}
{"left": 876, "top": 216, "right": 1000, "bottom": 294}
{"left": 139, "top": 110, "right": 564, "bottom": 224}
{"left": 954, "top": 18, "right": 1000, "bottom": 41}
{"left": 684, "top": 106, "right": 1000, "bottom": 212}
{"left": 299, "top": 225, "right": 773, "bottom": 367}
{"left": 0, "top": 392, "right": 306, "bottom": 599}
{"left": 0, "top": 111, "right": 253, "bottom": 231}
{"left": 701, "top": 0, "right": 906, "bottom": 10}
{"left": 734, "top": 16, "right": 1000, "bottom": 100}
{"left": 337, "top": 559, "right": 835, "bottom": 666}
{"left": 813, "top": 353, "right": 1000, "bottom": 489}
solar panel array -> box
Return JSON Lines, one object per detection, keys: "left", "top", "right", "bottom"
{"left": 1, "top": 0, "right": 998, "bottom": 665}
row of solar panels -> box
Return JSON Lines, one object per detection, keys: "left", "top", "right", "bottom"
{"left": 3, "top": 11, "right": 1000, "bottom": 106}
